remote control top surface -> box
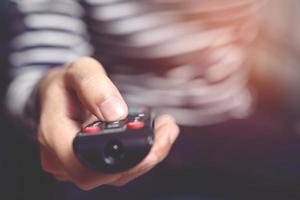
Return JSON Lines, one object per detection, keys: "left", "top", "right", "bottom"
{"left": 73, "top": 107, "right": 154, "bottom": 173}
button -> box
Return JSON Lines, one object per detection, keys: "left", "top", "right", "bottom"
{"left": 137, "top": 113, "right": 145, "bottom": 117}
{"left": 127, "top": 121, "right": 145, "bottom": 129}
{"left": 134, "top": 114, "right": 145, "bottom": 120}
{"left": 106, "top": 121, "right": 120, "bottom": 129}
{"left": 82, "top": 126, "right": 101, "bottom": 134}
{"left": 132, "top": 117, "right": 144, "bottom": 123}
{"left": 91, "top": 121, "right": 102, "bottom": 127}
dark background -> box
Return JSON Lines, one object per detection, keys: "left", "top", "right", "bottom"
{"left": 0, "top": 1, "right": 54, "bottom": 199}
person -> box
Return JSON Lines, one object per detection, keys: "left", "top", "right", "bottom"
{"left": 5, "top": 0, "right": 300, "bottom": 199}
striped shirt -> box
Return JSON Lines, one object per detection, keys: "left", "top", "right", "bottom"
{"left": 6, "top": 0, "right": 268, "bottom": 130}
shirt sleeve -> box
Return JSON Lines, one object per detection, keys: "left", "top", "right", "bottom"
{"left": 5, "top": 0, "right": 94, "bottom": 136}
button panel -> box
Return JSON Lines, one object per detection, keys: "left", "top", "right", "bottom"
{"left": 74, "top": 107, "right": 154, "bottom": 173}
{"left": 81, "top": 111, "right": 148, "bottom": 135}
{"left": 91, "top": 121, "right": 103, "bottom": 127}
{"left": 106, "top": 121, "right": 121, "bottom": 129}
{"left": 82, "top": 126, "right": 101, "bottom": 134}
{"left": 127, "top": 121, "right": 145, "bottom": 129}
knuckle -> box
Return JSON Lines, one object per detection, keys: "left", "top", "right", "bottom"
{"left": 71, "top": 173, "right": 107, "bottom": 191}
{"left": 65, "top": 59, "right": 107, "bottom": 91}
{"left": 40, "top": 157, "right": 53, "bottom": 174}
{"left": 37, "top": 122, "right": 53, "bottom": 148}
{"left": 152, "top": 149, "right": 165, "bottom": 164}
{"left": 37, "top": 130, "right": 46, "bottom": 146}
{"left": 157, "top": 153, "right": 165, "bottom": 163}
{"left": 155, "top": 115, "right": 176, "bottom": 129}
{"left": 40, "top": 149, "right": 59, "bottom": 175}
{"left": 111, "top": 180, "right": 129, "bottom": 187}
{"left": 73, "top": 57, "right": 100, "bottom": 67}
{"left": 76, "top": 183, "right": 93, "bottom": 191}
{"left": 160, "top": 143, "right": 172, "bottom": 162}
{"left": 147, "top": 160, "right": 156, "bottom": 169}
{"left": 158, "top": 153, "right": 168, "bottom": 163}
{"left": 65, "top": 60, "right": 81, "bottom": 79}
{"left": 66, "top": 57, "right": 104, "bottom": 76}
{"left": 167, "top": 135, "right": 174, "bottom": 149}
{"left": 73, "top": 177, "right": 94, "bottom": 191}
{"left": 79, "top": 73, "right": 103, "bottom": 89}
{"left": 144, "top": 155, "right": 158, "bottom": 169}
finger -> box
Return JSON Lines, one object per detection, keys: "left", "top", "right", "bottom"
{"left": 151, "top": 115, "right": 180, "bottom": 163}
{"left": 81, "top": 113, "right": 99, "bottom": 128}
{"left": 154, "top": 114, "right": 177, "bottom": 130}
{"left": 49, "top": 116, "right": 124, "bottom": 190}
{"left": 40, "top": 146, "right": 66, "bottom": 175}
{"left": 111, "top": 115, "right": 180, "bottom": 186}
{"left": 39, "top": 84, "right": 122, "bottom": 191}
{"left": 111, "top": 163, "right": 153, "bottom": 187}
{"left": 64, "top": 57, "right": 128, "bottom": 121}
{"left": 54, "top": 173, "right": 71, "bottom": 182}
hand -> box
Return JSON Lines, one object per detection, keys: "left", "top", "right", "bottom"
{"left": 37, "top": 57, "right": 180, "bottom": 190}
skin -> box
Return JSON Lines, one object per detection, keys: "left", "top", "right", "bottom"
{"left": 37, "top": 57, "right": 180, "bottom": 190}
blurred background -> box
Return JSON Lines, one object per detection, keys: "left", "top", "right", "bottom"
{"left": 0, "top": 1, "right": 54, "bottom": 199}
{"left": 1, "top": 0, "right": 300, "bottom": 200}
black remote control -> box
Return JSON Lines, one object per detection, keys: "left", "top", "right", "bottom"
{"left": 73, "top": 107, "right": 154, "bottom": 173}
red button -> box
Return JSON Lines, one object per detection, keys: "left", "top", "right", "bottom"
{"left": 127, "top": 121, "right": 145, "bottom": 129}
{"left": 82, "top": 126, "right": 101, "bottom": 134}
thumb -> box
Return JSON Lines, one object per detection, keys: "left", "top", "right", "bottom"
{"left": 64, "top": 57, "right": 127, "bottom": 121}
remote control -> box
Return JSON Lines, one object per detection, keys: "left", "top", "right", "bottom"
{"left": 73, "top": 107, "right": 154, "bottom": 173}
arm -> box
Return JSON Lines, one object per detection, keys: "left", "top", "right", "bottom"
{"left": 6, "top": 0, "right": 179, "bottom": 189}
{"left": 6, "top": 0, "right": 93, "bottom": 133}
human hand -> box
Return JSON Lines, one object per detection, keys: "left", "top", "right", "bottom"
{"left": 37, "top": 57, "right": 180, "bottom": 190}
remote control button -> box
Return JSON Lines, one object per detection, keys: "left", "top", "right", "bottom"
{"left": 134, "top": 113, "right": 149, "bottom": 121}
{"left": 91, "top": 121, "right": 102, "bottom": 127}
{"left": 133, "top": 117, "right": 143, "bottom": 122}
{"left": 137, "top": 113, "right": 145, "bottom": 118}
{"left": 127, "top": 121, "right": 144, "bottom": 129}
{"left": 131, "top": 113, "right": 144, "bottom": 120}
{"left": 106, "top": 121, "right": 121, "bottom": 129}
{"left": 82, "top": 126, "right": 101, "bottom": 134}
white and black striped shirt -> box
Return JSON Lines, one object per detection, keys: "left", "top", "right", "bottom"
{"left": 6, "top": 0, "right": 268, "bottom": 130}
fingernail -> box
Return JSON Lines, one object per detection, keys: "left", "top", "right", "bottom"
{"left": 100, "top": 96, "right": 127, "bottom": 121}
{"left": 169, "top": 126, "right": 179, "bottom": 144}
